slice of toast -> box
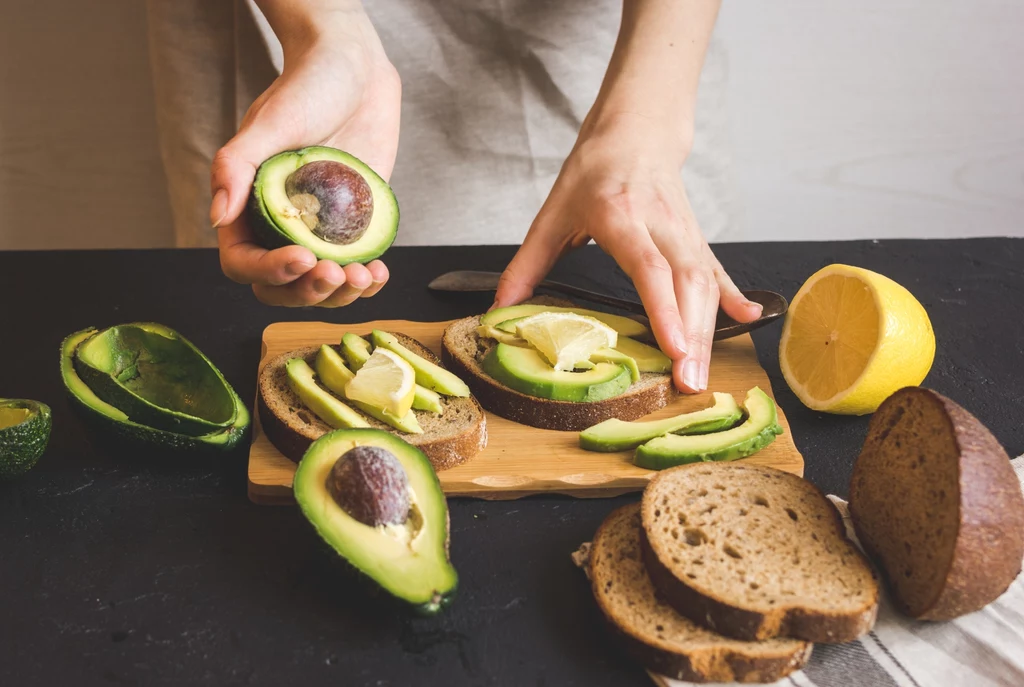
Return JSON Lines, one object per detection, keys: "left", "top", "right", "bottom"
{"left": 440, "top": 297, "right": 675, "bottom": 431}
{"left": 588, "top": 504, "right": 812, "bottom": 683}
{"left": 641, "top": 463, "right": 879, "bottom": 643}
{"left": 850, "top": 387, "right": 1024, "bottom": 620}
{"left": 258, "top": 333, "right": 486, "bottom": 472}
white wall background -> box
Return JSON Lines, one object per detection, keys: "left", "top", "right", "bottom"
{"left": 1, "top": 1, "right": 1021, "bottom": 250}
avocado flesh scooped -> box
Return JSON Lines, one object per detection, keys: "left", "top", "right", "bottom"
{"left": 293, "top": 429, "right": 458, "bottom": 614}
{"left": 248, "top": 146, "right": 398, "bottom": 265}
{"left": 0, "top": 399, "right": 52, "bottom": 478}
{"left": 61, "top": 328, "right": 250, "bottom": 453}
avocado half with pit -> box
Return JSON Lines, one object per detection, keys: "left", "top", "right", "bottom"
{"left": 248, "top": 146, "right": 398, "bottom": 265}
{"left": 61, "top": 327, "right": 250, "bottom": 454}
{"left": 293, "top": 428, "right": 458, "bottom": 614}
{"left": 0, "top": 399, "right": 52, "bottom": 478}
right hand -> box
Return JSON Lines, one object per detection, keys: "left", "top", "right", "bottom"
{"left": 211, "top": 14, "right": 400, "bottom": 307}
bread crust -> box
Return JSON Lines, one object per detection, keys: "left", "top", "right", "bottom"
{"left": 258, "top": 336, "right": 486, "bottom": 472}
{"left": 850, "top": 387, "right": 1024, "bottom": 621}
{"left": 590, "top": 505, "right": 812, "bottom": 683}
{"left": 441, "top": 316, "right": 675, "bottom": 431}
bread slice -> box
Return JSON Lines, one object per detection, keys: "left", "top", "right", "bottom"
{"left": 588, "top": 504, "right": 812, "bottom": 683}
{"left": 440, "top": 297, "right": 674, "bottom": 431}
{"left": 641, "top": 463, "right": 879, "bottom": 643}
{"left": 849, "top": 386, "right": 1024, "bottom": 621}
{"left": 258, "top": 333, "right": 486, "bottom": 472}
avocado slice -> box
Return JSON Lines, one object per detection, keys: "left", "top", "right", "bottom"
{"left": 482, "top": 343, "right": 631, "bottom": 403}
{"left": 370, "top": 330, "right": 470, "bottom": 397}
{"left": 0, "top": 399, "right": 52, "bottom": 479}
{"left": 614, "top": 337, "right": 671, "bottom": 373}
{"left": 73, "top": 323, "right": 238, "bottom": 437}
{"left": 286, "top": 358, "right": 370, "bottom": 430}
{"left": 483, "top": 305, "right": 648, "bottom": 338}
{"left": 247, "top": 146, "right": 398, "bottom": 265}
{"left": 314, "top": 346, "right": 423, "bottom": 434}
{"left": 340, "top": 333, "right": 442, "bottom": 413}
{"left": 293, "top": 428, "right": 458, "bottom": 614}
{"left": 475, "top": 325, "right": 530, "bottom": 347}
{"left": 579, "top": 392, "right": 743, "bottom": 452}
{"left": 60, "top": 329, "right": 250, "bottom": 453}
{"left": 590, "top": 347, "right": 640, "bottom": 383}
{"left": 634, "top": 387, "right": 784, "bottom": 469}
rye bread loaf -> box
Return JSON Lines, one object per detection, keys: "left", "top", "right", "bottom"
{"left": 587, "top": 504, "right": 812, "bottom": 683}
{"left": 849, "top": 386, "right": 1024, "bottom": 621}
{"left": 641, "top": 463, "right": 879, "bottom": 643}
{"left": 440, "top": 297, "right": 674, "bottom": 431}
{"left": 258, "top": 334, "right": 486, "bottom": 472}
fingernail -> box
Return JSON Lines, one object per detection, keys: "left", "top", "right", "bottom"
{"left": 671, "top": 327, "right": 688, "bottom": 356}
{"left": 699, "top": 362, "right": 709, "bottom": 391}
{"left": 313, "top": 278, "right": 338, "bottom": 294}
{"left": 487, "top": 299, "right": 499, "bottom": 313}
{"left": 210, "top": 189, "right": 228, "bottom": 228}
{"left": 683, "top": 359, "right": 701, "bottom": 390}
{"left": 286, "top": 260, "right": 312, "bottom": 277}
{"left": 749, "top": 301, "right": 764, "bottom": 317}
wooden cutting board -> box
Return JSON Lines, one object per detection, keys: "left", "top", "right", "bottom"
{"left": 247, "top": 320, "right": 803, "bottom": 504}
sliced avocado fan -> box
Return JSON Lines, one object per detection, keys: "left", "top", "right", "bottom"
{"left": 0, "top": 398, "right": 52, "bottom": 479}
{"left": 61, "top": 327, "right": 249, "bottom": 453}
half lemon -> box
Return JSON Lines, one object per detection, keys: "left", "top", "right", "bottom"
{"left": 514, "top": 312, "right": 618, "bottom": 371}
{"left": 344, "top": 348, "right": 416, "bottom": 417}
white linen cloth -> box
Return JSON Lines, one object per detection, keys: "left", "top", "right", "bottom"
{"left": 652, "top": 456, "right": 1024, "bottom": 687}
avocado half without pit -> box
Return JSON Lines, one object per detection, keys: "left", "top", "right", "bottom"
{"left": 293, "top": 428, "right": 458, "bottom": 614}
{"left": 248, "top": 146, "right": 399, "bottom": 265}
{"left": 0, "top": 399, "right": 52, "bottom": 479}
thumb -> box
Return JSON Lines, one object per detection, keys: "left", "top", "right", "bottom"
{"left": 494, "top": 218, "right": 565, "bottom": 310}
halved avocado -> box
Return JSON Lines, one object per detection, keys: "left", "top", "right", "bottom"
{"left": 633, "top": 387, "right": 783, "bottom": 469}
{"left": 60, "top": 329, "right": 249, "bottom": 453}
{"left": 484, "top": 305, "right": 648, "bottom": 338}
{"left": 314, "top": 346, "right": 423, "bottom": 434}
{"left": 293, "top": 428, "right": 458, "bottom": 614}
{"left": 579, "top": 392, "right": 742, "bottom": 452}
{"left": 370, "top": 330, "right": 470, "bottom": 397}
{"left": 482, "top": 343, "right": 631, "bottom": 403}
{"left": 248, "top": 146, "right": 398, "bottom": 265}
{"left": 73, "top": 324, "right": 238, "bottom": 436}
{"left": 340, "top": 333, "right": 442, "bottom": 413}
{"left": 0, "top": 399, "right": 52, "bottom": 478}
{"left": 286, "top": 358, "right": 370, "bottom": 430}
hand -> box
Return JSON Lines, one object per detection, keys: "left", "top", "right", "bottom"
{"left": 210, "top": 15, "right": 399, "bottom": 307}
{"left": 494, "top": 114, "right": 763, "bottom": 393}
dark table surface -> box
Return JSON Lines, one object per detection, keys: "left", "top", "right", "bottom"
{"left": 2, "top": 238, "right": 1022, "bottom": 686}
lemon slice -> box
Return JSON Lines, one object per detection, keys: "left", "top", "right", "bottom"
{"left": 515, "top": 312, "right": 618, "bottom": 371}
{"left": 344, "top": 348, "right": 416, "bottom": 417}
{"left": 779, "top": 264, "right": 935, "bottom": 415}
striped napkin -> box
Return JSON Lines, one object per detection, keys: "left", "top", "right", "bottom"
{"left": 651, "top": 456, "right": 1024, "bottom": 687}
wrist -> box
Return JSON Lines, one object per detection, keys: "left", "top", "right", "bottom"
{"left": 260, "top": 2, "right": 386, "bottom": 66}
{"left": 580, "top": 103, "right": 694, "bottom": 169}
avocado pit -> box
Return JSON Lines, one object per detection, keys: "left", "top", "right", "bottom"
{"left": 284, "top": 160, "right": 374, "bottom": 245}
{"left": 327, "top": 445, "right": 411, "bottom": 527}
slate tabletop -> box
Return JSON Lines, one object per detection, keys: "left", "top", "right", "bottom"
{"left": 1, "top": 238, "right": 1021, "bottom": 687}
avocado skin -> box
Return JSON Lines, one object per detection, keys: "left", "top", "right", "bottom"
{"left": 0, "top": 399, "right": 52, "bottom": 479}
{"left": 293, "top": 428, "right": 458, "bottom": 614}
{"left": 247, "top": 146, "right": 398, "bottom": 266}
{"left": 61, "top": 329, "right": 250, "bottom": 456}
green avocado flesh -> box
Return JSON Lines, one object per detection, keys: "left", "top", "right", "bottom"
{"left": 61, "top": 329, "right": 249, "bottom": 453}
{"left": 74, "top": 324, "right": 237, "bottom": 437}
{"left": 0, "top": 399, "right": 52, "bottom": 479}
{"left": 483, "top": 305, "right": 649, "bottom": 338}
{"left": 483, "top": 343, "right": 631, "bottom": 403}
{"left": 613, "top": 337, "right": 671, "bottom": 373}
{"left": 370, "top": 330, "right": 470, "bottom": 397}
{"left": 341, "top": 333, "right": 442, "bottom": 413}
{"left": 314, "top": 346, "right": 423, "bottom": 434}
{"left": 286, "top": 358, "right": 370, "bottom": 430}
{"left": 248, "top": 146, "right": 398, "bottom": 265}
{"left": 579, "top": 392, "right": 742, "bottom": 452}
{"left": 293, "top": 429, "right": 458, "bottom": 613}
{"left": 590, "top": 348, "right": 640, "bottom": 383}
{"left": 633, "top": 387, "right": 783, "bottom": 470}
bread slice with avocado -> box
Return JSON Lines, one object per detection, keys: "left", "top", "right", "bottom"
{"left": 259, "top": 333, "right": 486, "bottom": 472}
{"left": 441, "top": 297, "right": 675, "bottom": 431}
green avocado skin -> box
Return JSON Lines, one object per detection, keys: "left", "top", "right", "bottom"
{"left": 0, "top": 399, "right": 52, "bottom": 479}
{"left": 633, "top": 423, "right": 783, "bottom": 470}
{"left": 61, "top": 329, "right": 250, "bottom": 456}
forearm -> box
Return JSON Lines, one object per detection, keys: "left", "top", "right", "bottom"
{"left": 254, "top": 0, "right": 381, "bottom": 58}
{"left": 584, "top": 0, "right": 722, "bottom": 162}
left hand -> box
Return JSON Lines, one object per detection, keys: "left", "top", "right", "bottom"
{"left": 494, "top": 114, "right": 763, "bottom": 394}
